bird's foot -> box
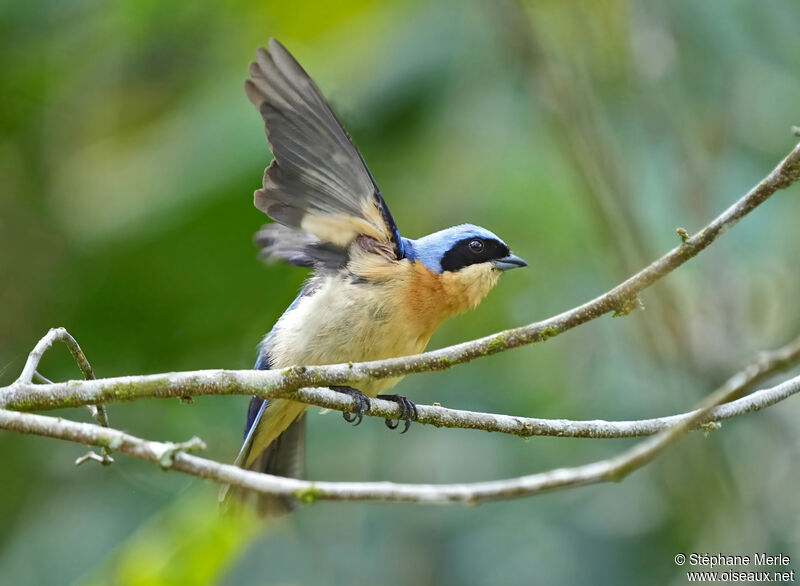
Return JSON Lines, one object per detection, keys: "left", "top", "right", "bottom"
{"left": 332, "top": 386, "right": 370, "bottom": 426}
{"left": 377, "top": 394, "right": 418, "bottom": 434}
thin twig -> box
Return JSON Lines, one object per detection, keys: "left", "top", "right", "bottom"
{"left": 32, "top": 372, "right": 53, "bottom": 385}
{"left": 17, "top": 328, "right": 114, "bottom": 464}
{"left": 35, "top": 371, "right": 111, "bottom": 430}
{"left": 16, "top": 327, "right": 95, "bottom": 384}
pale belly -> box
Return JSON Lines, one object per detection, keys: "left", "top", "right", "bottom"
{"left": 264, "top": 275, "right": 434, "bottom": 397}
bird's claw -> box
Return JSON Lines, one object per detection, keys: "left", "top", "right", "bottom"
{"left": 378, "top": 394, "right": 418, "bottom": 434}
{"left": 333, "top": 386, "right": 371, "bottom": 426}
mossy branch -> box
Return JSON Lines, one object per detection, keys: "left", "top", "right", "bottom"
{"left": 0, "top": 139, "right": 799, "bottom": 504}
{"left": 2, "top": 367, "right": 798, "bottom": 504}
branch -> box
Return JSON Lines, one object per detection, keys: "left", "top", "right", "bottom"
{"left": 3, "top": 331, "right": 798, "bottom": 450}
{"left": 14, "top": 328, "right": 115, "bottom": 464}
{"left": 16, "top": 327, "right": 95, "bottom": 385}
{"left": 1, "top": 369, "right": 796, "bottom": 504}
{"left": 2, "top": 141, "right": 799, "bottom": 416}
{"left": 282, "top": 332, "right": 800, "bottom": 438}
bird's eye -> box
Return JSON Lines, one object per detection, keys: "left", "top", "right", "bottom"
{"left": 468, "top": 239, "right": 484, "bottom": 254}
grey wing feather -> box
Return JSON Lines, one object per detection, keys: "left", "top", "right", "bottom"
{"left": 245, "top": 38, "right": 403, "bottom": 257}
{"left": 254, "top": 223, "right": 348, "bottom": 270}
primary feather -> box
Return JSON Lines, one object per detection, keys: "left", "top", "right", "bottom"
{"left": 246, "top": 38, "right": 403, "bottom": 258}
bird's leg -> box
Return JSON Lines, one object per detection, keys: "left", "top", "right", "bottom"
{"left": 331, "top": 385, "right": 370, "bottom": 426}
{"left": 376, "top": 394, "right": 418, "bottom": 434}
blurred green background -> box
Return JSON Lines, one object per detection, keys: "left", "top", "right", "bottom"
{"left": 2, "top": 0, "right": 800, "bottom": 584}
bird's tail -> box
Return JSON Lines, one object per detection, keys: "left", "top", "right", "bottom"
{"left": 219, "top": 398, "right": 307, "bottom": 516}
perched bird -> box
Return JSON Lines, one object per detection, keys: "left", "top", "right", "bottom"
{"left": 227, "top": 39, "right": 527, "bottom": 515}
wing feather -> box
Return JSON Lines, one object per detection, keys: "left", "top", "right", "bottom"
{"left": 246, "top": 39, "right": 403, "bottom": 261}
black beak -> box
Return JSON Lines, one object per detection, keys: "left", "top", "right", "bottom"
{"left": 492, "top": 254, "right": 528, "bottom": 271}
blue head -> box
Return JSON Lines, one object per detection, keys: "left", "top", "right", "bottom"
{"left": 402, "top": 224, "right": 527, "bottom": 274}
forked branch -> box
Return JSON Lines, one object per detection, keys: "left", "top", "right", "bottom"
{"left": 0, "top": 139, "right": 799, "bottom": 505}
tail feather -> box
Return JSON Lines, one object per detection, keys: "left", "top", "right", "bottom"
{"left": 220, "top": 398, "right": 307, "bottom": 516}
{"left": 254, "top": 412, "right": 306, "bottom": 516}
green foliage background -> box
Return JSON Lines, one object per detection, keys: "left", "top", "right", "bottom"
{"left": 1, "top": 0, "right": 800, "bottom": 584}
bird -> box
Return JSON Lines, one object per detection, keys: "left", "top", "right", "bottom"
{"left": 225, "top": 38, "right": 527, "bottom": 515}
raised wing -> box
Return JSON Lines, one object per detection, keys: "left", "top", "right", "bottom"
{"left": 245, "top": 39, "right": 403, "bottom": 262}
